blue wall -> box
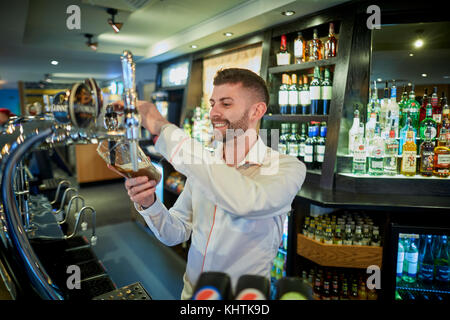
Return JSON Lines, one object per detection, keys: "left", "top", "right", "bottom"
{"left": 0, "top": 89, "right": 20, "bottom": 115}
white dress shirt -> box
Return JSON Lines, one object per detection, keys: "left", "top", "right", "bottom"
{"left": 136, "top": 124, "right": 306, "bottom": 299}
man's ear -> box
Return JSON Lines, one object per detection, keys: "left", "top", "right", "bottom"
{"left": 251, "top": 102, "right": 267, "bottom": 121}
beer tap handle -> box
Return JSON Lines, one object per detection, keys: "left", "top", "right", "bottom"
{"left": 58, "top": 195, "right": 85, "bottom": 225}
{"left": 65, "top": 206, "right": 97, "bottom": 246}
{"left": 50, "top": 180, "right": 71, "bottom": 205}
{"left": 53, "top": 187, "right": 77, "bottom": 223}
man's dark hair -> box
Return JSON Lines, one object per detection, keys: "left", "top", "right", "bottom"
{"left": 213, "top": 68, "right": 269, "bottom": 106}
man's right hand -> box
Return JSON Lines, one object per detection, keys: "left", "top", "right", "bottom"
{"left": 107, "top": 164, "right": 157, "bottom": 209}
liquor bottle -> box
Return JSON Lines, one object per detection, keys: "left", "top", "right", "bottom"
{"left": 310, "top": 66, "right": 321, "bottom": 115}
{"left": 278, "top": 123, "right": 289, "bottom": 155}
{"left": 315, "top": 122, "right": 327, "bottom": 169}
{"left": 418, "top": 235, "right": 434, "bottom": 282}
{"left": 439, "top": 95, "right": 448, "bottom": 135}
{"left": 325, "top": 22, "right": 337, "bottom": 58}
{"left": 309, "top": 28, "right": 323, "bottom": 61}
{"left": 384, "top": 120, "right": 399, "bottom": 176}
{"left": 331, "top": 276, "right": 339, "bottom": 300}
{"left": 380, "top": 81, "right": 390, "bottom": 132}
{"left": 419, "top": 88, "right": 428, "bottom": 124}
{"left": 398, "top": 85, "right": 408, "bottom": 126}
{"left": 397, "top": 235, "right": 405, "bottom": 282}
{"left": 365, "top": 108, "right": 377, "bottom": 138}
{"left": 278, "top": 74, "right": 289, "bottom": 114}
{"left": 340, "top": 277, "right": 349, "bottom": 300}
{"left": 352, "top": 129, "right": 367, "bottom": 175}
{"left": 433, "top": 128, "right": 450, "bottom": 178}
{"left": 312, "top": 122, "right": 320, "bottom": 168}
{"left": 302, "top": 217, "right": 310, "bottom": 236}
{"left": 333, "top": 224, "right": 343, "bottom": 245}
{"left": 435, "top": 235, "right": 449, "bottom": 283}
{"left": 307, "top": 219, "right": 315, "bottom": 239}
{"left": 304, "top": 125, "right": 315, "bottom": 170}
{"left": 387, "top": 80, "right": 400, "bottom": 138}
{"left": 324, "top": 225, "right": 333, "bottom": 244}
{"left": 367, "top": 81, "right": 381, "bottom": 121}
{"left": 400, "top": 130, "right": 417, "bottom": 176}
{"left": 321, "top": 68, "right": 332, "bottom": 115}
{"left": 322, "top": 273, "right": 331, "bottom": 300}
{"left": 287, "top": 123, "right": 300, "bottom": 157}
{"left": 358, "top": 278, "right": 367, "bottom": 300}
{"left": 277, "top": 34, "right": 290, "bottom": 65}
{"left": 419, "top": 101, "right": 437, "bottom": 141}
{"left": 298, "top": 123, "right": 307, "bottom": 163}
{"left": 348, "top": 104, "right": 360, "bottom": 155}
{"left": 354, "top": 225, "right": 363, "bottom": 246}
{"left": 406, "top": 84, "right": 421, "bottom": 130}
{"left": 368, "top": 121, "right": 384, "bottom": 176}
{"left": 343, "top": 224, "right": 353, "bottom": 245}
{"left": 300, "top": 75, "right": 311, "bottom": 114}
{"left": 419, "top": 127, "right": 435, "bottom": 177}
{"left": 293, "top": 32, "right": 306, "bottom": 64}
{"left": 350, "top": 278, "right": 359, "bottom": 300}
{"left": 313, "top": 272, "right": 322, "bottom": 300}
{"left": 399, "top": 113, "right": 417, "bottom": 155}
{"left": 431, "top": 87, "right": 442, "bottom": 122}
{"left": 288, "top": 74, "right": 299, "bottom": 114}
{"left": 362, "top": 225, "right": 371, "bottom": 246}
{"left": 402, "top": 235, "right": 419, "bottom": 283}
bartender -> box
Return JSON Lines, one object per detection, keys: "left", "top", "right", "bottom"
{"left": 111, "top": 68, "right": 306, "bottom": 299}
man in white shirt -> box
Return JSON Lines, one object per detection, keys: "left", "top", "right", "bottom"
{"left": 112, "top": 68, "right": 306, "bottom": 299}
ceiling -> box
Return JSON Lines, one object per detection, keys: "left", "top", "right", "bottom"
{"left": 0, "top": 0, "right": 348, "bottom": 89}
{"left": 371, "top": 21, "right": 450, "bottom": 88}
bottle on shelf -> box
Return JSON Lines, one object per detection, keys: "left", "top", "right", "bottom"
{"left": 353, "top": 226, "right": 363, "bottom": 246}
{"left": 400, "top": 130, "right": 417, "bottom": 176}
{"left": 435, "top": 235, "right": 449, "bottom": 283}
{"left": 287, "top": 122, "right": 301, "bottom": 158}
{"left": 379, "top": 81, "right": 390, "bottom": 133}
{"left": 309, "top": 28, "right": 323, "bottom": 61}
{"left": 304, "top": 124, "right": 316, "bottom": 170}
{"left": 276, "top": 34, "right": 290, "bottom": 65}
{"left": 348, "top": 104, "right": 360, "bottom": 155}
{"left": 418, "top": 235, "right": 434, "bottom": 282}
{"left": 402, "top": 235, "right": 419, "bottom": 283}
{"left": 352, "top": 127, "right": 367, "bottom": 175}
{"left": 397, "top": 235, "right": 405, "bottom": 283}
{"left": 333, "top": 224, "right": 343, "bottom": 245}
{"left": 367, "top": 81, "right": 381, "bottom": 121}
{"left": 419, "top": 100, "right": 437, "bottom": 142}
{"left": 431, "top": 86, "right": 442, "bottom": 123}
{"left": 325, "top": 22, "right": 337, "bottom": 59}
{"left": 343, "top": 224, "right": 353, "bottom": 245}
{"left": 300, "top": 75, "right": 311, "bottom": 114}
{"left": 419, "top": 127, "right": 435, "bottom": 177}
{"left": 293, "top": 31, "right": 306, "bottom": 64}
{"left": 298, "top": 123, "right": 307, "bottom": 163}
{"left": 368, "top": 120, "right": 384, "bottom": 176}
{"left": 321, "top": 68, "right": 332, "bottom": 115}
{"left": 278, "top": 74, "right": 289, "bottom": 114}
{"left": 324, "top": 225, "right": 333, "bottom": 245}
{"left": 371, "top": 226, "right": 381, "bottom": 247}
{"left": 438, "top": 94, "right": 448, "bottom": 134}
{"left": 288, "top": 74, "right": 299, "bottom": 114}
{"left": 384, "top": 119, "right": 399, "bottom": 176}
{"left": 419, "top": 88, "right": 429, "bottom": 124}
{"left": 386, "top": 80, "right": 400, "bottom": 138}
{"left": 311, "top": 122, "right": 320, "bottom": 167}
{"left": 310, "top": 66, "right": 322, "bottom": 115}
{"left": 406, "top": 84, "right": 421, "bottom": 130}
{"left": 315, "top": 122, "right": 327, "bottom": 169}
{"left": 399, "top": 112, "right": 417, "bottom": 155}
{"left": 278, "top": 123, "right": 290, "bottom": 155}
{"left": 432, "top": 127, "right": 450, "bottom": 178}
{"left": 398, "top": 85, "right": 408, "bottom": 126}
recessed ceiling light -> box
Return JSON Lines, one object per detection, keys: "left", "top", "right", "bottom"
{"left": 414, "top": 39, "right": 424, "bottom": 48}
{"left": 281, "top": 11, "right": 295, "bottom": 16}
{"left": 377, "top": 78, "right": 382, "bottom": 82}
{"left": 223, "top": 32, "right": 233, "bottom": 37}
{"left": 408, "top": 82, "right": 412, "bottom": 86}
{"left": 51, "top": 60, "right": 59, "bottom": 65}
{"left": 190, "top": 45, "right": 198, "bottom": 49}
{"left": 422, "top": 73, "right": 427, "bottom": 77}
{"left": 409, "top": 53, "right": 414, "bottom": 57}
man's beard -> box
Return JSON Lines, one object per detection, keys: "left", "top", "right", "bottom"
{"left": 213, "top": 109, "right": 250, "bottom": 142}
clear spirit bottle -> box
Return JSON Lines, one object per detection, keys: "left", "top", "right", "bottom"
{"left": 368, "top": 122, "right": 384, "bottom": 176}
{"left": 278, "top": 74, "right": 289, "bottom": 114}
{"left": 348, "top": 104, "right": 360, "bottom": 155}
{"left": 384, "top": 120, "right": 399, "bottom": 176}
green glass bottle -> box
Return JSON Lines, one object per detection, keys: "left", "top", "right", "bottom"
{"left": 278, "top": 123, "right": 290, "bottom": 155}
{"left": 398, "top": 85, "right": 408, "bottom": 125}
{"left": 406, "top": 84, "right": 421, "bottom": 130}
{"left": 287, "top": 122, "right": 301, "bottom": 157}
{"left": 418, "top": 235, "right": 434, "bottom": 282}
{"left": 435, "top": 235, "right": 449, "bottom": 283}
{"left": 419, "top": 101, "right": 437, "bottom": 141}
{"left": 402, "top": 235, "right": 419, "bottom": 283}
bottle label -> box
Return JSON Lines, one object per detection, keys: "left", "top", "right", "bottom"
{"left": 437, "top": 154, "right": 450, "bottom": 165}
{"left": 353, "top": 147, "right": 366, "bottom": 162}
{"left": 278, "top": 143, "right": 287, "bottom": 155}
{"left": 436, "top": 265, "right": 450, "bottom": 282}
{"left": 421, "top": 151, "right": 434, "bottom": 171}
{"left": 279, "top": 91, "right": 288, "bottom": 106}
{"left": 294, "top": 40, "right": 304, "bottom": 59}
{"left": 299, "top": 143, "right": 306, "bottom": 157}
{"left": 406, "top": 252, "right": 418, "bottom": 276}
{"left": 300, "top": 91, "right": 311, "bottom": 105}
{"left": 397, "top": 251, "right": 404, "bottom": 276}
{"left": 371, "top": 158, "right": 383, "bottom": 169}
{"left": 288, "top": 144, "right": 299, "bottom": 156}
{"left": 432, "top": 114, "right": 442, "bottom": 123}
{"left": 321, "top": 86, "right": 332, "bottom": 100}
{"left": 304, "top": 154, "right": 313, "bottom": 163}
{"left": 288, "top": 91, "right": 298, "bottom": 106}
{"left": 310, "top": 86, "right": 321, "bottom": 100}
{"left": 401, "top": 151, "right": 417, "bottom": 172}
{"left": 317, "top": 145, "right": 325, "bottom": 162}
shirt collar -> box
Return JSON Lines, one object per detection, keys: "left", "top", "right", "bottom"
{"left": 212, "top": 136, "right": 267, "bottom": 168}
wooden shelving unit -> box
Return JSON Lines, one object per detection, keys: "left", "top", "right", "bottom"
{"left": 297, "top": 233, "right": 383, "bottom": 269}
{"left": 268, "top": 57, "right": 338, "bottom": 74}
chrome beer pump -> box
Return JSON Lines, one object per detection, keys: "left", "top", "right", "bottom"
{"left": 0, "top": 50, "right": 141, "bottom": 299}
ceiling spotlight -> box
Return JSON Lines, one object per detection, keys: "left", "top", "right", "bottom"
{"left": 409, "top": 53, "right": 414, "bottom": 57}
{"left": 414, "top": 39, "right": 424, "bottom": 48}
{"left": 85, "top": 34, "right": 98, "bottom": 51}
{"left": 107, "top": 8, "right": 123, "bottom": 33}
{"left": 51, "top": 60, "right": 59, "bottom": 65}
{"left": 281, "top": 11, "right": 295, "bottom": 16}
{"left": 190, "top": 44, "right": 198, "bottom": 49}
{"left": 422, "top": 73, "right": 427, "bottom": 77}
{"left": 408, "top": 82, "right": 412, "bottom": 86}
{"left": 44, "top": 74, "right": 52, "bottom": 83}
{"left": 223, "top": 32, "right": 234, "bottom": 37}
{"left": 377, "top": 78, "right": 382, "bottom": 82}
